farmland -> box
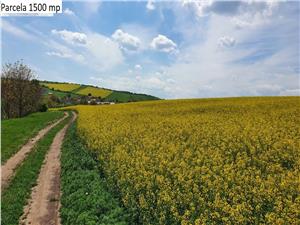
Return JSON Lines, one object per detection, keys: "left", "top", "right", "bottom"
{"left": 60, "top": 123, "right": 130, "bottom": 224}
{"left": 40, "top": 81, "right": 159, "bottom": 105}
{"left": 43, "top": 87, "right": 81, "bottom": 98}
{"left": 75, "top": 86, "right": 112, "bottom": 98}
{"left": 65, "top": 97, "right": 300, "bottom": 224}
{"left": 41, "top": 82, "right": 81, "bottom": 92}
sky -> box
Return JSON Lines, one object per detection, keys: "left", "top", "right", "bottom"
{"left": 1, "top": 0, "right": 300, "bottom": 99}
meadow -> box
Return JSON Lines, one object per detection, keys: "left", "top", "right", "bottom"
{"left": 65, "top": 97, "right": 300, "bottom": 224}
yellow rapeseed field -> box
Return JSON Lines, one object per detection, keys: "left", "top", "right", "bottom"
{"left": 41, "top": 82, "right": 80, "bottom": 92}
{"left": 66, "top": 97, "right": 300, "bottom": 224}
{"left": 75, "top": 86, "right": 112, "bottom": 98}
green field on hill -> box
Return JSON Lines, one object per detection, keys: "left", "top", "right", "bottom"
{"left": 40, "top": 81, "right": 159, "bottom": 104}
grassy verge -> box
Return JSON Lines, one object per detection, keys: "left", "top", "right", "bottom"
{"left": 1, "top": 113, "right": 71, "bottom": 225}
{"left": 60, "top": 123, "right": 131, "bottom": 225}
{"left": 1, "top": 111, "right": 64, "bottom": 164}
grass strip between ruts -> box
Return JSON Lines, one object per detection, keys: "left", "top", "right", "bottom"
{"left": 60, "top": 123, "right": 131, "bottom": 225}
{"left": 1, "top": 112, "right": 71, "bottom": 225}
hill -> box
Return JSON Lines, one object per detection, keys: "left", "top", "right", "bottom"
{"left": 40, "top": 81, "right": 159, "bottom": 107}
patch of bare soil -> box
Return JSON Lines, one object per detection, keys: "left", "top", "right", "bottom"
{"left": 1, "top": 112, "right": 68, "bottom": 190}
{"left": 19, "top": 112, "right": 77, "bottom": 225}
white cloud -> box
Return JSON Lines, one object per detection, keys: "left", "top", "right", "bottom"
{"left": 44, "top": 39, "right": 85, "bottom": 63}
{"left": 279, "top": 89, "right": 300, "bottom": 96}
{"left": 135, "top": 64, "right": 142, "bottom": 70}
{"left": 3, "top": 2, "right": 298, "bottom": 99}
{"left": 46, "top": 51, "right": 70, "bottom": 58}
{"left": 146, "top": 0, "right": 155, "bottom": 11}
{"left": 47, "top": 30, "right": 123, "bottom": 71}
{"left": 156, "top": 10, "right": 300, "bottom": 98}
{"left": 150, "top": 34, "right": 177, "bottom": 53}
{"left": 112, "top": 29, "right": 141, "bottom": 52}
{"left": 183, "top": 0, "right": 280, "bottom": 18}
{"left": 232, "top": 18, "right": 252, "bottom": 29}
{"left": 89, "top": 74, "right": 172, "bottom": 97}
{"left": 119, "top": 23, "right": 156, "bottom": 51}
{"left": 63, "top": 8, "right": 75, "bottom": 16}
{"left": 51, "top": 29, "right": 87, "bottom": 45}
{"left": 218, "top": 36, "right": 236, "bottom": 48}
{"left": 1, "top": 20, "right": 36, "bottom": 41}
{"left": 46, "top": 51, "right": 84, "bottom": 62}
{"left": 86, "top": 33, "right": 124, "bottom": 71}
{"left": 182, "top": 0, "right": 214, "bottom": 17}
{"left": 82, "top": 1, "right": 101, "bottom": 15}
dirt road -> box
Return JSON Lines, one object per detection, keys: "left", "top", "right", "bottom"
{"left": 1, "top": 112, "right": 68, "bottom": 190}
{"left": 19, "top": 112, "right": 77, "bottom": 225}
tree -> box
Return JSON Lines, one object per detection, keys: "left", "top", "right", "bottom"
{"left": 1, "top": 61, "right": 42, "bottom": 119}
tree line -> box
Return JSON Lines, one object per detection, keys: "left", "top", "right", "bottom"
{"left": 1, "top": 61, "right": 46, "bottom": 119}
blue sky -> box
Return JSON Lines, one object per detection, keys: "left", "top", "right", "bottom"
{"left": 1, "top": 1, "right": 299, "bottom": 98}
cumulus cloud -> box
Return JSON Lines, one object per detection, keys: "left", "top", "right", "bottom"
{"left": 47, "top": 30, "right": 123, "bottom": 71}
{"left": 63, "top": 8, "right": 75, "bottom": 16}
{"left": 156, "top": 5, "right": 300, "bottom": 98}
{"left": 146, "top": 0, "right": 155, "bottom": 11}
{"left": 86, "top": 33, "right": 124, "bottom": 71}
{"left": 183, "top": 0, "right": 280, "bottom": 18}
{"left": 112, "top": 29, "right": 141, "bottom": 52}
{"left": 150, "top": 34, "right": 177, "bottom": 53}
{"left": 135, "top": 64, "right": 142, "bottom": 70}
{"left": 218, "top": 36, "right": 236, "bottom": 48}
{"left": 51, "top": 29, "right": 87, "bottom": 45}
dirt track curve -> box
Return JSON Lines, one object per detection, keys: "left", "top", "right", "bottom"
{"left": 1, "top": 112, "right": 68, "bottom": 190}
{"left": 20, "top": 111, "right": 77, "bottom": 225}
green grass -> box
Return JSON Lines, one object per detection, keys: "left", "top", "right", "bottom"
{"left": 1, "top": 111, "right": 64, "bottom": 164}
{"left": 60, "top": 123, "right": 131, "bottom": 225}
{"left": 104, "top": 91, "right": 160, "bottom": 103}
{"left": 1, "top": 113, "right": 71, "bottom": 225}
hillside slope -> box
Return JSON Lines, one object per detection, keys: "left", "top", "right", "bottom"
{"left": 40, "top": 81, "right": 159, "bottom": 104}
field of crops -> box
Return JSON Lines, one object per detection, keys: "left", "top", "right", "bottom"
{"left": 41, "top": 83, "right": 81, "bottom": 92}
{"left": 65, "top": 97, "right": 300, "bottom": 224}
{"left": 75, "top": 86, "right": 112, "bottom": 98}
